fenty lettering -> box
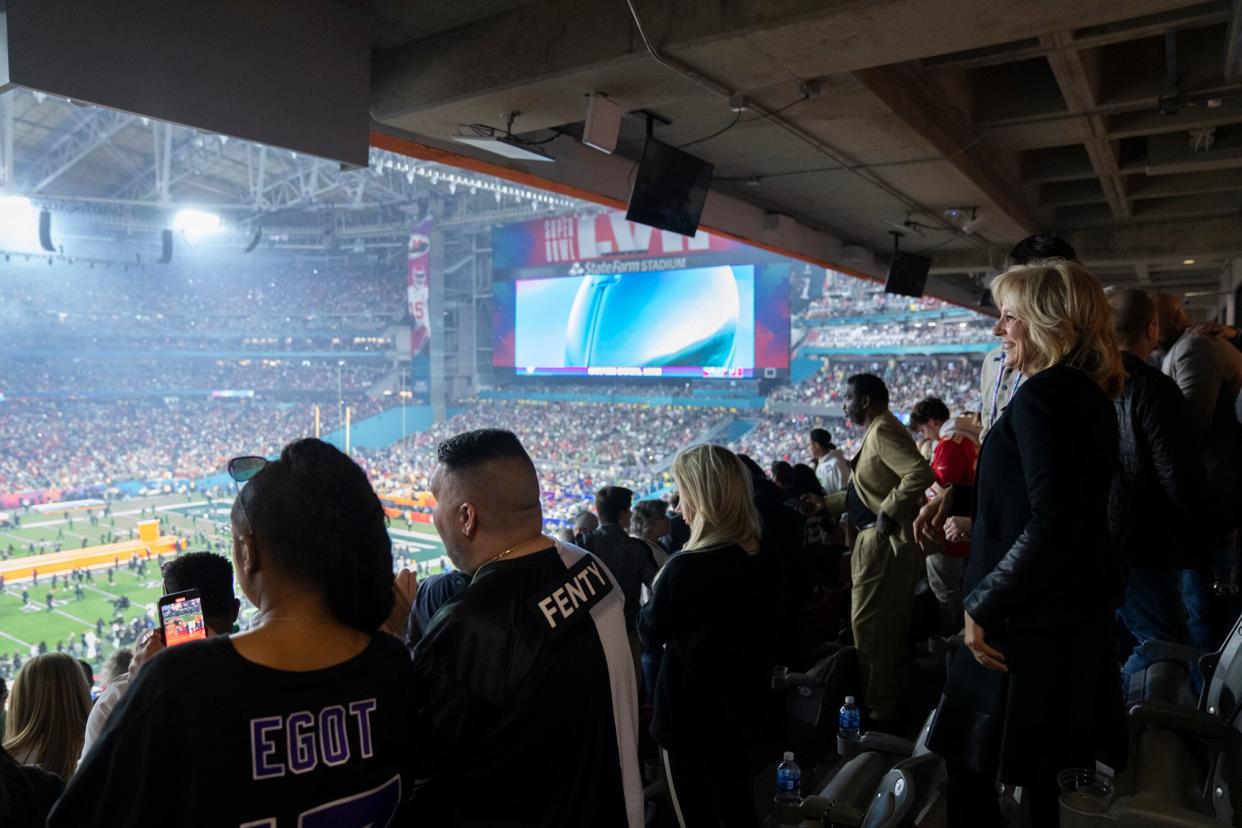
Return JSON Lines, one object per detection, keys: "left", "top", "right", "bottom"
{"left": 532, "top": 555, "right": 613, "bottom": 634}
{"left": 250, "top": 699, "right": 377, "bottom": 780}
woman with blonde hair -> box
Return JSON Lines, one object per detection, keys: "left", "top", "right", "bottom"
{"left": 3, "top": 652, "right": 91, "bottom": 781}
{"left": 638, "top": 443, "right": 781, "bottom": 828}
{"left": 922, "top": 259, "right": 1127, "bottom": 826}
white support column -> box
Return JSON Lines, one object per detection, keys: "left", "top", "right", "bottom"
{"left": 0, "top": 92, "right": 12, "bottom": 188}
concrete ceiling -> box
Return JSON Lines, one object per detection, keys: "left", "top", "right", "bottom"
{"left": 365, "top": 0, "right": 1242, "bottom": 310}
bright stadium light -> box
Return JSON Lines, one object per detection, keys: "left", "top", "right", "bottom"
{"left": 0, "top": 196, "right": 39, "bottom": 252}
{"left": 0, "top": 195, "right": 35, "bottom": 223}
{"left": 173, "top": 209, "right": 221, "bottom": 243}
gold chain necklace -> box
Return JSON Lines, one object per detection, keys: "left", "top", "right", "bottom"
{"left": 473, "top": 534, "right": 550, "bottom": 579}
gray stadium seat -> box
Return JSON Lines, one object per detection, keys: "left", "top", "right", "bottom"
{"left": 773, "top": 713, "right": 942, "bottom": 828}
{"left": 1056, "top": 614, "right": 1242, "bottom": 825}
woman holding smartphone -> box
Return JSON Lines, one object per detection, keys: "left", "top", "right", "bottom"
{"left": 53, "top": 438, "right": 415, "bottom": 826}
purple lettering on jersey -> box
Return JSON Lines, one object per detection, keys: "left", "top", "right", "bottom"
{"left": 250, "top": 716, "right": 285, "bottom": 779}
{"left": 319, "top": 705, "right": 350, "bottom": 767}
{"left": 286, "top": 710, "right": 317, "bottom": 775}
{"left": 349, "top": 699, "right": 377, "bottom": 759}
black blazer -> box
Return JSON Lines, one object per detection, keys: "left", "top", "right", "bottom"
{"left": 962, "top": 363, "right": 1123, "bottom": 633}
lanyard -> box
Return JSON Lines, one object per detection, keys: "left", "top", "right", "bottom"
{"left": 989, "top": 355, "right": 1021, "bottom": 428}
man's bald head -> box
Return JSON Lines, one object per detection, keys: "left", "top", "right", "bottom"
{"left": 1109, "top": 288, "right": 1158, "bottom": 354}
{"left": 1155, "top": 292, "right": 1190, "bottom": 350}
{"left": 430, "top": 429, "right": 543, "bottom": 573}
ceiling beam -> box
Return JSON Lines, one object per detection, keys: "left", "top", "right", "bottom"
{"left": 931, "top": 214, "right": 1242, "bottom": 269}
{"left": 1040, "top": 32, "right": 1131, "bottom": 218}
{"left": 924, "top": 3, "right": 1233, "bottom": 72}
{"left": 1226, "top": 0, "right": 1242, "bottom": 81}
{"left": 853, "top": 63, "right": 1040, "bottom": 235}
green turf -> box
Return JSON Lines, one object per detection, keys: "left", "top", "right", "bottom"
{"left": 0, "top": 495, "right": 449, "bottom": 677}
{"left": 0, "top": 569, "right": 164, "bottom": 659}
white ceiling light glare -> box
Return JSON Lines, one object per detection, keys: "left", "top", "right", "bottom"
{"left": 173, "top": 208, "right": 222, "bottom": 244}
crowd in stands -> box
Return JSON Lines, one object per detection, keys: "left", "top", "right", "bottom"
{"left": 794, "top": 268, "right": 953, "bottom": 320}
{"left": 0, "top": 357, "right": 388, "bottom": 395}
{"left": 0, "top": 256, "right": 405, "bottom": 335}
{"left": 771, "top": 357, "right": 982, "bottom": 414}
{"left": 799, "top": 317, "right": 994, "bottom": 349}
{"left": 7, "top": 236, "right": 1242, "bottom": 827}
{"left": 728, "top": 414, "right": 864, "bottom": 467}
{"left": 0, "top": 398, "right": 382, "bottom": 494}
{"left": 4, "top": 330, "right": 396, "bottom": 353}
{"left": 359, "top": 399, "right": 722, "bottom": 526}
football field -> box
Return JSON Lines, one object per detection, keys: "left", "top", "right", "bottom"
{"left": 0, "top": 494, "right": 448, "bottom": 682}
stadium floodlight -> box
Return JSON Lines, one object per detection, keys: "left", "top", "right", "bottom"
{"left": 0, "top": 195, "right": 36, "bottom": 225}
{"left": 173, "top": 209, "right": 221, "bottom": 243}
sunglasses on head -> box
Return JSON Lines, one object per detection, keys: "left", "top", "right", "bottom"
{"left": 227, "top": 455, "right": 268, "bottom": 484}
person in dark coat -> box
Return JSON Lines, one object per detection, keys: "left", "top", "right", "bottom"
{"left": 918, "top": 260, "right": 1128, "bottom": 827}
{"left": 638, "top": 444, "right": 782, "bottom": 828}
{"left": 1107, "top": 288, "right": 1227, "bottom": 691}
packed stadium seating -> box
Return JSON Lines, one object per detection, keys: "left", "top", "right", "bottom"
{"left": 0, "top": 357, "right": 388, "bottom": 395}
{"left": 0, "top": 256, "right": 405, "bottom": 334}
{"left": 0, "top": 399, "right": 381, "bottom": 494}
{"left": 359, "top": 399, "right": 726, "bottom": 525}
{"left": 772, "top": 358, "right": 983, "bottom": 415}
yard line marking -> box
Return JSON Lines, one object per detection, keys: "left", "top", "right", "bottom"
{"left": 0, "top": 630, "right": 32, "bottom": 649}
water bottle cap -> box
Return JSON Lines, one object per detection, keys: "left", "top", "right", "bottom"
{"left": 845, "top": 695, "right": 855, "bottom": 705}
{"left": 783, "top": 751, "right": 794, "bottom": 761}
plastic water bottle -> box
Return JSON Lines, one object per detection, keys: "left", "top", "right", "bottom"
{"left": 839, "top": 695, "right": 861, "bottom": 741}
{"left": 775, "top": 752, "right": 801, "bottom": 805}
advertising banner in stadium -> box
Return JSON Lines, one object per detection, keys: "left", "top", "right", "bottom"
{"left": 492, "top": 212, "right": 741, "bottom": 269}
{"left": 491, "top": 212, "right": 790, "bottom": 380}
{"left": 407, "top": 219, "right": 432, "bottom": 401}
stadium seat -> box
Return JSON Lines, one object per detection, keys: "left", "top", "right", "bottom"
{"left": 1060, "top": 613, "right": 1242, "bottom": 825}
{"left": 773, "top": 750, "right": 936, "bottom": 828}
{"left": 772, "top": 644, "right": 862, "bottom": 767}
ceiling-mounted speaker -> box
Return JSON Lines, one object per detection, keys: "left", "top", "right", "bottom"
{"left": 38, "top": 210, "right": 55, "bottom": 252}
{"left": 244, "top": 225, "right": 262, "bottom": 253}
{"left": 883, "top": 252, "right": 932, "bottom": 298}
{"left": 158, "top": 229, "right": 173, "bottom": 264}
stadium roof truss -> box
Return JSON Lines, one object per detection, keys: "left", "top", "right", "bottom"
{"left": 0, "top": 90, "right": 582, "bottom": 236}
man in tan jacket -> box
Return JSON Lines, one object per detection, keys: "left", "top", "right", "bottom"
{"left": 811, "top": 373, "right": 935, "bottom": 726}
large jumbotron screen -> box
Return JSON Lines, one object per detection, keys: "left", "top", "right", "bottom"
{"left": 490, "top": 215, "right": 791, "bottom": 379}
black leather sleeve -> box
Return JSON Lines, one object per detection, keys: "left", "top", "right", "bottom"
{"left": 963, "top": 378, "right": 1085, "bottom": 630}
{"left": 1140, "top": 372, "right": 1227, "bottom": 536}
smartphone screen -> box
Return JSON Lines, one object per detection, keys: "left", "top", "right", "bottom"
{"left": 159, "top": 589, "right": 207, "bottom": 647}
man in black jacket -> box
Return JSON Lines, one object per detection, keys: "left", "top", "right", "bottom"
{"left": 580, "top": 486, "right": 658, "bottom": 677}
{"left": 1108, "top": 289, "right": 1224, "bottom": 689}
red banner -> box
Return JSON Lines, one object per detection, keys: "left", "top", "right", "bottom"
{"left": 492, "top": 211, "right": 741, "bottom": 269}
{"left": 406, "top": 219, "right": 432, "bottom": 355}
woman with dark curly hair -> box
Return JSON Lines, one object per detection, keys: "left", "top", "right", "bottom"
{"left": 53, "top": 438, "right": 415, "bottom": 827}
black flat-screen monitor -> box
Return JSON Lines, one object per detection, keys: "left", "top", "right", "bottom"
{"left": 626, "top": 138, "right": 713, "bottom": 237}
{"left": 884, "top": 251, "right": 932, "bottom": 297}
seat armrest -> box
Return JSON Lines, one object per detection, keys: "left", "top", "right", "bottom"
{"left": 839, "top": 731, "right": 916, "bottom": 760}
{"left": 1135, "top": 641, "right": 1204, "bottom": 664}
{"left": 1108, "top": 795, "right": 1223, "bottom": 827}
{"left": 1127, "top": 700, "right": 1229, "bottom": 739}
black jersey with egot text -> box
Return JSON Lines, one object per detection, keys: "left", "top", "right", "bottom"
{"left": 51, "top": 634, "right": 416, "bottom": 827}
